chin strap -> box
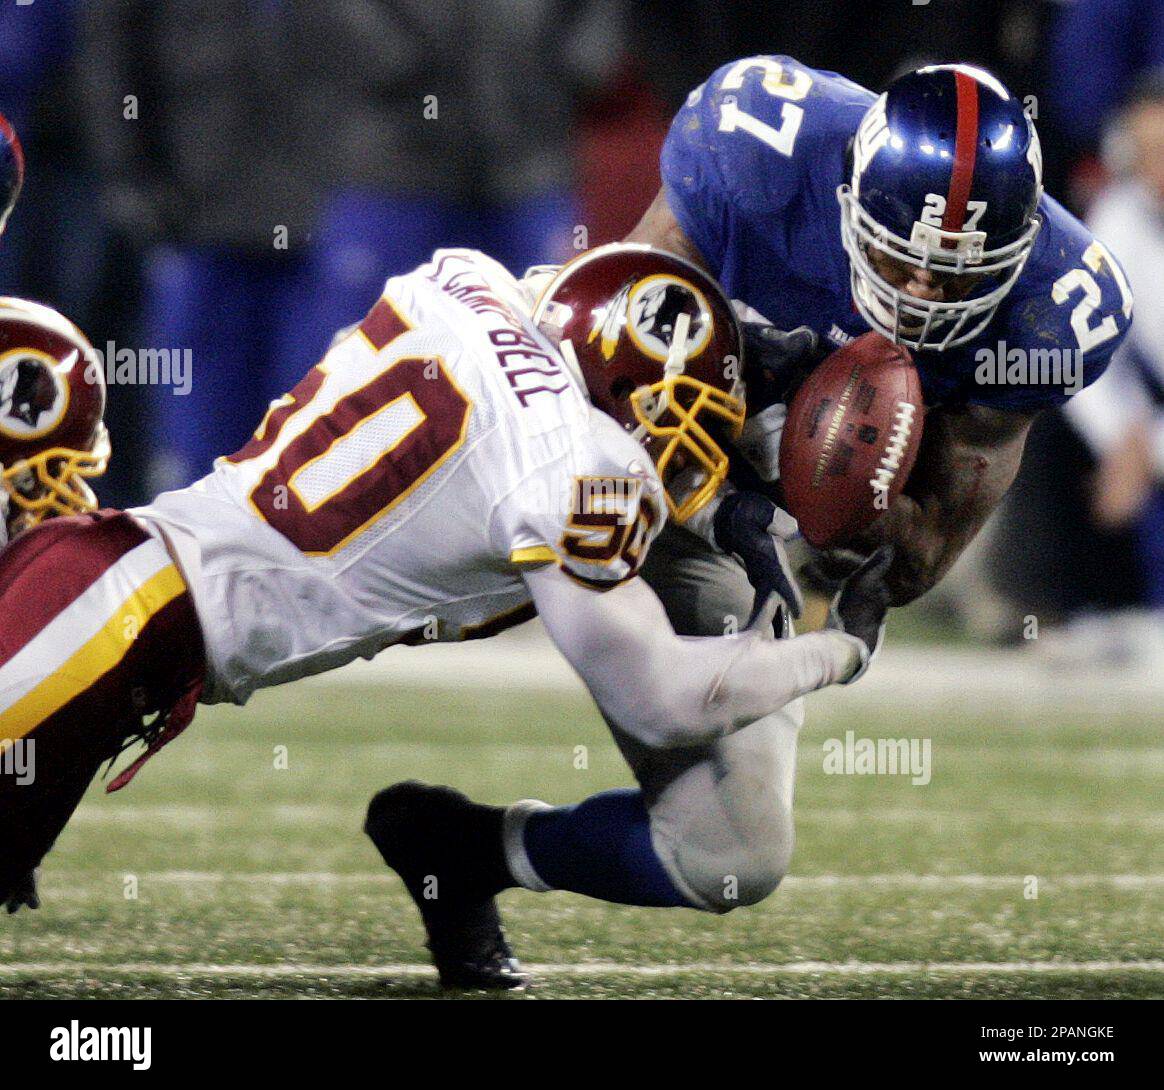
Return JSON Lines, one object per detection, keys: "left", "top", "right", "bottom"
{"left": 105, "top": 678, "right": 203, "bottom": 793}
{"left": 518, "top": 263, "right": 561, "bottom": 310}
{"left": 556, "top": 337, "right": 589, "bottom": 398}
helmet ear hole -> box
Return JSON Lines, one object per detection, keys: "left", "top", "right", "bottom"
{"left": 610, "top": 377, "right": 635, "bottom": 403}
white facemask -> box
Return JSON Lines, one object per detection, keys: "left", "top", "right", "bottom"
{"left": 838, "top": 184, "right": 1041, "bottom": 351}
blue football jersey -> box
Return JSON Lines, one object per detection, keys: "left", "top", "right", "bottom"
{"left": 661, "top": 56, "right": 1134, "bottom": 412}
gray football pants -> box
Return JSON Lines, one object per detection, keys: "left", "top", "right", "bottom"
{"left": 611, "top": 522, "right": 804, "bottom": 912}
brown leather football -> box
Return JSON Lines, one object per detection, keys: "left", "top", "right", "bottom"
{"left": 779, "top": 332, "right": 925, "bottom": 548}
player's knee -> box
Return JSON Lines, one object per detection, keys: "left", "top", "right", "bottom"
{"left": 718, "top": 819, "right": 793, "bottom": 910}
{"left": 661, "top": 801, "right": 794, "bottom": 913}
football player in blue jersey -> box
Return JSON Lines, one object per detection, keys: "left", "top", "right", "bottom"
{"left": 628, "top": 58, "right": 1134, "bottom": 604}
{"left": 364, "top": 62, "right": 1137, "bottom": 992}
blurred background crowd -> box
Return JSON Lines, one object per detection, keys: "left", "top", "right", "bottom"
{"left": 2, "top": 0, "right": 1164, "bottom": 659}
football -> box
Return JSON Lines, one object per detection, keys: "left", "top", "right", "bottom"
{"left": 779, "top": 332, "right": 925, "bottom": 548}
{"left": 1, "top": 4, "right": 1154, "bottom": 1023}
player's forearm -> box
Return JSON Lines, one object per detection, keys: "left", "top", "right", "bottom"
{"left": 702, "top": 628, "right": 863, "bottom": 732}
{"left": 845, "top": 493, "right": 965, "bottom": 606}
{"left": 527, "top": 565, "right": 860, "bottom": 749}
{"left": 851, "top": 405, "right": 1034, "bottom": 605}
{"left": 587, "top": 628, "right": 862, "bottom": 749}
{"left": 851, "top": 483, "right": 1000, "bottom": 606}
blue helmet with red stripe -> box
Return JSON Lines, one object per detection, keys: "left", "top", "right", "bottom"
{"left": 838, "top": 65, "right": 1043, "bottom": 350}
{"left": 0, "top": 112, "right": 24, "bottom": 237}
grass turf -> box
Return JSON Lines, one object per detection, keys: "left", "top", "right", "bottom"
{"left": 2, "top": 679, "right": 1161, "bottom": 999}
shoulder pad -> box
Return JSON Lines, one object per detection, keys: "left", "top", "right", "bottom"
{"left": 662, "top": 56, "right": 873, "bottom": 268}
{"left": 979, "top": 197, "right": 1134, "bottom": 410}
{"left": 504, "top": 423, "right": 665, "bottom": 589}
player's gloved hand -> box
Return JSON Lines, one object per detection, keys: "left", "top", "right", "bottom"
{"left": 728, "top": 311, "right": 822, "bottom": 481}
{"left": 798, "top": 544, "right": 873, "bottom": 596}
{"left": 828, "top": 545, "right": 894, "bottom": 683}
{"left": 743, "top": 322, "right": 820, "bottom": 391}
{"left": 736, "top": 310, "right": 822, "bottom": 409}
{"left": 713, "top": 490, "right": 804, "bottom": 629}
{"left": 4, "top": 869, "right": 40, "bottom": 914}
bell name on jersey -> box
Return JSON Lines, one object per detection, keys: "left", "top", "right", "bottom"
{"left": 132, "top": 249, "right": 664, "bottom": 705}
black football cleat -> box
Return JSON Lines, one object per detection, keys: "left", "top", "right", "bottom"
{"left": 365, "top": 781, "right": 529, "bottom": 991}
{"left": 422, "top": 901, "right": 529, "bottom": 992}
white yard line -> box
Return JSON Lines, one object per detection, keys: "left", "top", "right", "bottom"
{"left": 67, "top": 806, "right": 1164, "bottom": 829}
{"left": 39, "top": 871, "right": 1164, "bottom": 889}
{"left": 0, "top": 960, "right": 1161, "bottom": 978}
{"left": 793, "top": 874, "right": 1164, "bottom": 889}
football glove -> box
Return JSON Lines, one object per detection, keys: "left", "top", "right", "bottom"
{"left": 713, "top": 490, "right": 804, "bottom": 631}
{"left": 828, "top": 545, "right": 894, "bottom": 683}
{"left": 738, "top": 315, "right": 822, "bottom": 409}
{"left": 728, "top": 313, "right": 822, "bottom": 483}
{"left": 799, "top": 544, "right": 873, "bottom": 596}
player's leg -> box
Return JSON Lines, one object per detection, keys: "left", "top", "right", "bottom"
{"left": 365, "top": 524, "right": 801, "bottom": 987}
{"left": 503, "top": 523, "right": 802, "bottom": 912}
{"left": 0, "top": 512, "right": 204, "bottom": 906}
{"left": 365, "top": 781, "right": 528, "bottom": 989}
{"left": 607, "top": 703, "right": 802, "bottom": 912}
{"left": 362, "top": 528, "right": 728, "bottom": 987}
{"left": 507, "top": 716, "right": 801, "bottom": 913}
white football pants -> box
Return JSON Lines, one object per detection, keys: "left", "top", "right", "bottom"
{"left": 616, "top": 521, "right": 803, "bottom": 912}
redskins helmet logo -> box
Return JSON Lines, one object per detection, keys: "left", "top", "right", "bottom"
{"left": 588, "top": 274, "right": 713, "bottom": 362}
{"left": 0, "top": 349, "right": 69, "bottom": 440}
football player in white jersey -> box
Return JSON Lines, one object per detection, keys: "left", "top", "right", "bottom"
{"left": 0, "top": 298, "right": 111, "bottom": 549}
{"left": 352, "top": 246, "right": 888, "bottom": 988}
{"left": 0, "top": 298, "right": 113, "bottom": 913}
{"left": 0, "top": 246, "right": 887, "bottom": 979}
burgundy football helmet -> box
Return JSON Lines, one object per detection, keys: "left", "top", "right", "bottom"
{"left": 532, "top": 243, "right": 745, "bottom": 522}
{"left": 0, "top": 298, "right": 109, "bottom": 532}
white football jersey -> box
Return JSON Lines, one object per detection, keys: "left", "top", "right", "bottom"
{"left": 132, "top": 250, "right": 665, "bottom": 704}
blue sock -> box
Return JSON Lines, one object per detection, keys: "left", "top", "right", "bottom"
{"left": 521, "top": 789, "right": 693, "bottom": 908}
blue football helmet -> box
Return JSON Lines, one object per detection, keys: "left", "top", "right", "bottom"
{"left": 838, "top": 64, "right": 1043, "bottom": 351}
{"left": 0, "top": 112, "right": 23, "bottom": 237}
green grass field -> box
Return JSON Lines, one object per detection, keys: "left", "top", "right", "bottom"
{"left": 2, "top": 676, "right": 1162, "bottom": 999}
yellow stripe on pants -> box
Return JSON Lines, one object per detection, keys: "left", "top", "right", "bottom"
{"left": 0, "top": 564, "right": 186, "bottom": 742}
